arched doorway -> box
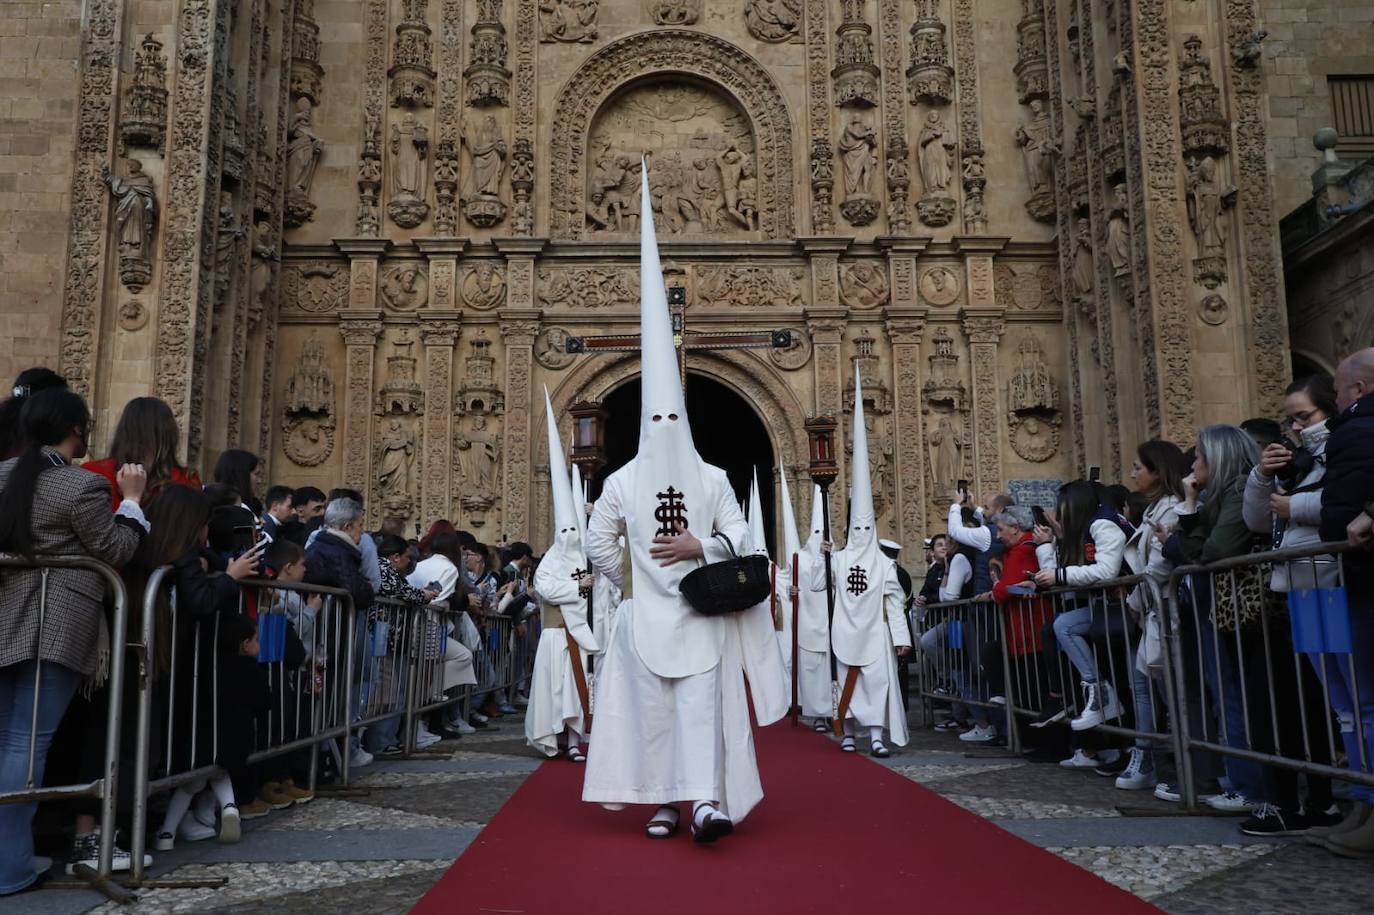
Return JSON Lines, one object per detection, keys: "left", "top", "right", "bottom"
{"left": 600, "top": 373, "right": 775, "bottom": 554}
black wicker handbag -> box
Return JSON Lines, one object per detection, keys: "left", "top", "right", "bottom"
{"left": 679, "top": 532, "right": 772, "bottom": 616}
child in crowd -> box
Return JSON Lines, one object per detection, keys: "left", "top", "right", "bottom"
{"left": 254, "top": 538, "right": 317, "bottom": 808}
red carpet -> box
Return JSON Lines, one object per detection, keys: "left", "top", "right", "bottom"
{"left": 413, "top": 722, "right": 1160, "bottom": 914}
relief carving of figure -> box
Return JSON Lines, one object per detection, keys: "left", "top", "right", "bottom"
{"left": 462, "top": 262, "right": 506, "bottom": 310}
{"left": 539, "top": 0, "right": 598, "bottom": 43}
{"left": 103, "top": 159, "right": 157, "bottom": 290}
{"left": 464, "top": 115, "right": 507, "bottom": 198}
{"left": 917, "top": 111, "right": 956, "bottom": 193}
{"left": 286, "top": 99, "right": 324, "bottom": 197}
{"left": 1070, "top": 220, "right": 1094, "bottom": 303}
{"left": 838, "top": 117, "right": 878, "bottom": 197}
{"left": 716, "top": 146, "right": 755, "bottom": 230}
{"left": 1107, "top": 183, "right": 1131, "bottom": 278}
{"left": 736, "top": 158, "right": 759, "bottom": 230}
{"left": 1014, "top": 99, "right": 1057, "bottom": 193}
{"left": 1185, "top": 155, "right": 1235, "bottom": 258}
{"left": 213, "top": 192, "right": 244, "bottom": 309}
{"left": 377, "top": 419, "right": 415, "bottom": 511}
{"left": 839, "top": 263, "right": 889, "bottom": 309}
{"left": 389, "top": 114, "right": 431, "bottom": 228}
{"left": 456, "top": 413, "right": 500, "bottom": 498}
{"left": 745, "top": 0, "right": 801, "bottom": 42}
{"left": 650, "top": 0, "right": 700, "bottom": 24}
{"left": 687, "top": 156, "right": 726, "bottom": 231}
{"left": 928, "top": 413, "right": 963, "bottom": 495}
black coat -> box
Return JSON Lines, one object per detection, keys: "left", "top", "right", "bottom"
{"left": 217, "top": 652, "right": 272, "bottom": 769}
{"left": 1320, "top": 389, "right": 1374, "bottom": 596}
{"left": 304, "top": 530, "right": 375, "bottom": 612}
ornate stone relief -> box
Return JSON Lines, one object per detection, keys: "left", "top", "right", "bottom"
{"left": 104, "top": 159, "right": 157, "bottom": 292}
{"left": 906, "top": 0, "right": 953, "bottom": 105}
{"left": 993, "top": 262, "right": 1059, "bottom": 311}
{"left": 221, "top": 69, "right": 245, "bottom": 183}
{"left": 651, "top": 0, "right": 700, "bottom": 24}
{"left": 462, "top": 262, "right": 508, "bottom": 310}
{"left": 696, "top": 266, "right": 804, "bottom": 308}
{"left": 1067, "top": 121, "right": 1089, "bottom": 214}
{"left": 534, "top": 326, "right": 575, "bottom": 369}
{"left": 837, "top": 115, "right": 879, "bottom": 226}
{"left": 455, "top": 332, "right": 505, "bottom": 414}
{"left": 389, "top": 114, "right": 431, "bottom": 228}
{"left": 839, "top": 262, "right": 889, "bottom": 309}
{"left": 844, "top": 331, "right": 892, "bottom": 414}
{"left": 540, "top": 0, "right": 598, "bottom": 42}
{"left": 918, "top": 265, "right": 960, "bottom": 307}
{"left": 390, "top": 0, "right": 436, "bottom": 107}
{"left": 923, "top": 327, "right": 967, "bottom": 495}
{"left": 1198, "top": 292, "right": 1228, "bottom": 326}
{"left": 746, "top": 0, "right": 801, "bottom": 42}
{"left": 1106, "top": 182, "right": 1131, "bottom": 279}
{"left": 550, "top": 31, "right": 794, "bottom": 240}
{"left": 1178, "top": 35, "right": 1229, "bottom": 161}
{"left": 585, "top": 84, "right": 758, "bottom": 236}
{"left": 118, "top": 299, "right": 148, "bottom": 332}
{"left": 538, "top": 267, "right": 636, "bottom": 310}
{"left": 376, "top": 417, "right": 418, "bottom": 514}
{"left": 1006, "top": 333, "right": 1060, "bottom": 463}
{"left": 290, "top": 0, "right": 324, "bottom": 105}
{"left": 455, "top": 412, "right": 502, "bottom": 511}
{"left": 1185, "top": 155, "right": 1236, "bottom": 289}
{"left": 1011, "top": 0, "right": 1054, "bottom": 224}
{"left": 463, "top": 114, "right": 508, "bottom": 227}
{"left": 916, "top": 109, "right": 957, "bottom": 227}
{"left": 433, "top": 0, "right": 464, "bottom": 235}
{"left": 1100, "top": 82, "right": 1124, "bottom": 182}
{"left": 248, "top": 221, "right": 277, "bottom": 328}
{"left": 466, "top": 0, "right": 511, "bottom": 108}
{"left": 950, "top": 0, "right": 985, "bottom": 233}
{"left": 357, "top": 1, "right": 389, "bottom": 237}
{"left": 379, "top": 263, "right": 430, "bottom": 310}
{"left": 284, "top": 98, "right": 325, "bottom": 228}
{"left": 282, "top": 334, "right": 336, "bottom": 467}
{"left": 120, "top": 34, "right": 168, "bottom": 154}
{"left": 283, "top": 262, "right": 349, "bottom": 313}
{"left": 212, "top": 191, "right": 243, "bottom": 310}
{"left": 833, "top": 0, "right": 880, "bottom": 109}
{"left": 378, "top": 328, "right": 425, "bottom": 415}
{"left": 769, "top": 327, "right": 813, "bottom": 370}
{"left": 961, "top": 153, "right": 987, "bottom": 232}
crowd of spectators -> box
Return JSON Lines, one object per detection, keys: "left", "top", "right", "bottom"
{"left": 912, "top": 347, "right": 1374, "bottom": 855}
{"left": 0, "top": 369, "right": 545, "bottom": 895}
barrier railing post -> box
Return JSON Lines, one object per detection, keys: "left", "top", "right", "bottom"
{"left": 128, "top": 565, "right": 167, "bottom": 886}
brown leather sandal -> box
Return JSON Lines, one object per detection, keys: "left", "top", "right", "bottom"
{"left": 691, "top": 803, "right": 734, "bottom": 844}
{"left": 645, "top": 805, "right": 680, "bottom": 839}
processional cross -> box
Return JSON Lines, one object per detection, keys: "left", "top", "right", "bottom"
{"left": 564, "top": 285, "right": 794, "bottom": 389}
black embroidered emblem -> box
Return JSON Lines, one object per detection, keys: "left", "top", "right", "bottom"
{"left": 846, "top": 565, "right": 869, "bottom": 596}
{"left": 653, "top": 486, "right": 688, "bottom": 537}
{"left": 571, "top": 567, "right": 591, "bottom": 600}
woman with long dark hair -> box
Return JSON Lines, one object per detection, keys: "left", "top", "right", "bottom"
{"left": 0, "top": 388, "right": 147, "bottom": 893}
{"left": 0, "top": 368, "right": 67, "bottom": 460}
{"left": 84, "top": 397, "right": 202, "bottom": 510}
{"left": 213, "top": 448, "right": 264, "bottom": 517}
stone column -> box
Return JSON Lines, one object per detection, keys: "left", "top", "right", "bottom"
{"left": 959, "top": 309, "right": 1006, "bottom": 500}
{"left": 884, "top": 311, "right": 926, "bottom": 550}
{"left": 336, "top": 238, "right": 389, "bottom": 506}
{"left": 494, "top": 237, "right": 545, "bottom": 541}
{"left": 419, "top": 316, "right": 461, "bottom": 527}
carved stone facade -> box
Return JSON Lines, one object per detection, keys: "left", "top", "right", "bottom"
{"left": 33, "top": 0, "right": 1308, "bottom": 545}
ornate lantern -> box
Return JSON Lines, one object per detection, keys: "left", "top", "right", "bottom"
{"left": 804, "top": 415, "right": 839, "bottom": 486}
{"left": 568, "top": 400, "right": 608, "bottom": 483}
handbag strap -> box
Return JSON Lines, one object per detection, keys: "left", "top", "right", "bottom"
{"left": 711, "top": 531, "right": 739, "bottom": 559}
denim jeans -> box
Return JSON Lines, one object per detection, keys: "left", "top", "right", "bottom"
{"left": 1306, "top": 603, "right": 1374, "bottom": 804}
{"left": 0, "top": 660, "right": 82, "bottom": 895}
{"left": 1132, "top": 666, "right": 1158, "bottom": 752}
{"left": 1198, "top": 624, "right": 1268, "bottom": 802}
{"left": 1053, "top": 607, "right": 1099, "bottom": 683}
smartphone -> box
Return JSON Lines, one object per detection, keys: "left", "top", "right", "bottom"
{"left": 232, "top": 524, "right": 257, "bottom": 556}
{"left": 426, "top": 580, "right": 442, "bottom": 592}
{"left": 1088, "top": 465, "right": 1102, "bottom": 482}
{"left": 1032, "top": 505, "right": 1048, "bottom": 527}
{"left": 956, "top": 478, "right": 968, "bottom": 495}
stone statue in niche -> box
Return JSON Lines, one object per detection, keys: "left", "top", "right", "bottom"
{"left": 389, "top": 113, "right": 431, "bottom": 228}
{"left": 249, "top": 222, "right": 277, "bottom": 329}
{"left": 916, "top": 110, "right": 957, "bottom": 227}
{"left": 103, "top": 159, "right": 157, "bottom": 292}
{"left": 837, "top": 116, "right": 879, "bottom": 227}
{"left": 462, "top": 262, "right": 507, "bottom": 310}
{"left": 463, "top": 114, "right": 508, "bottom": 228}
{"left": 539, "top": 0, "right": 598, "bottom": 43}
{"left": 284, "top": 98, "right": 324, "bottom": 228}
{"left": 927, "top": 412, "right": 963, "bottom": 495}
{"left": 1107, "top": 183, "right": 1131, "bottom": 278}
{"left": 377, "top": 418, "right": 416, "bottom": 513}
{"left": 1070, "top": 219, "right": 1094, "bottom": 307}
{"left": 213, "top": 192, "right": 244, "bottom": 310}
{"left": 745, "top": 0, "right": 801, "bottom": 42}
{"left": 650, "top": 0, "right": 700, "bottom": 24}
{"left": 456, "top": 413, "right": 500, "bottom": 505}
{"left": 1185, "top": 155, "right": 1236, "bottom": 289}
{"left": 1014, "top": 98, "right": 1058, "bottom": 222}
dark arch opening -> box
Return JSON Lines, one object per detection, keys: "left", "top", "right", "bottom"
{"left": 600, "top": 373, "right": 775, "bottom": 553}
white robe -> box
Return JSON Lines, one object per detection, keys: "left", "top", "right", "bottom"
{"left": 794, "top": 550, "right": 834, "bottom": 718}
{"left": 582, "top": 460, "right": 788, "bottom": 820}
{"left": 810, "top": 550, "right": 910, "bottom": 744}
{"left": 526, "top": 544, "right": 599, "bottom": 757}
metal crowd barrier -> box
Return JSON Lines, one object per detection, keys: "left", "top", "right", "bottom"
{"left": 0, "top": 555, "right": 130, "bottom": 896}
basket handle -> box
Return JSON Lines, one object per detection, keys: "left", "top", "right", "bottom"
{"left": 711, "top": 531, "right": 738, "bottom": 559}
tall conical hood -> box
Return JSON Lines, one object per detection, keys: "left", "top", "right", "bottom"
{"left": 570, "top": 454, "right": 588, "bottom": 547}
{"left": 543, "top": 386, "right": 578, "bottom": 546}
{"left": 848, "top": 365, "right": 876, "bottom": 547}
{"left": 805, "top": 484, "right": 825, "bottom": 555}
{"left": 779, "top": 469, "right": 801, "bottom": 561}
{"left": 748, "top": 468, "right": 767, "bottom": 556}
{"left": 636, "top": 158, "right": 689, "bottom": 450}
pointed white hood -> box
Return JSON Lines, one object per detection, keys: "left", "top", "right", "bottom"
{"left": 636, "top": 159, "right": 690, "bottom": 454}
{"left": 804, "top": 484, "right": 825, "bottom": 558}
{"left": 747, "top": 469, "right": 768, "bottom": 557}
{"left": 778, "top": 469, "right": 801, "bottom": 566}
{"left": 570, "top": 454, "right": 588, "bottom": 548}
{"left": 848, "top": 365, "right": 877, "bottom": 551}
{"left": 542, "top": 387, "right": 580, "bottom": 556}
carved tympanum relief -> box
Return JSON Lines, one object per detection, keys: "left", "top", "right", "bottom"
{"left": 586, "top": 84, "right": 758, "bottom": 236}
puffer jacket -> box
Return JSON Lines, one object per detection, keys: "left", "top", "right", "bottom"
{"left": 1242, "top": 420, "right": 1336, "bottom": 591}
{"left": 304, "top": 529, "right": 375, "bottom": 612}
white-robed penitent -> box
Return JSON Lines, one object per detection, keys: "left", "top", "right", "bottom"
{"left": 809, "top": 368, "right": 911, "bottom": 746}
{"left": 526, "top": 389, "right": 599, "bottom": 758}
{"left": 795, "top": 485, "right": 835, "bottom": 719}
{"left": 581, "top": 164, "right": 788, "bottom": 823}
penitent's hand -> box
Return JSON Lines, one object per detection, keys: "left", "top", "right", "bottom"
{"left": 649, "top": 521, "right": 704, "bottom": 567}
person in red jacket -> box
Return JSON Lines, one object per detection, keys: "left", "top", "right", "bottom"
{"left": 984, "top": 505, "right": 1055, "bottom": 745}
{"left": 82, "top": 397, "right": 201, "bottom": 510}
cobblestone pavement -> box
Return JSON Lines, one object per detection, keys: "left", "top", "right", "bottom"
{"left": 10, "top": 709, "right": 1373, "bottom": 914}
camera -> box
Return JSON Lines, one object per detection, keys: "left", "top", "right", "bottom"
{"left": 1275, "top": 440, "right": 1317, "bottom": 491}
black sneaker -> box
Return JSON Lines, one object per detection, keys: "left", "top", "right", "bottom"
{"left": 1029, "top": 699, "right": 1067, "bottom": 729}
{"left": 1240, "top": 804, "right": 1308, "bottom": 837}
{"left": 1095, "top": 753, "right": 1131, "bottom": 777}
{"left": 376, "top": 743, "right": 405, "bottom": 758}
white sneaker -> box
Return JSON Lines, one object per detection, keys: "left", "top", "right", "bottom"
{"left": 1070, "top": 680, "right": 1123, "bottom": 731}
{"left": 66, "top": 831, "right": 151, "bottom": 875}
{"left": 178, "top": 814, "right": 217, "bottom": 843}
{"left": 989, "top": 695, "right": 1007, "bottom": 706}
{"left": 219, "top": 803, "right": 241, "bottom": 844}
{"left": 1115, "top": 748, "right": 1155, "bottom": 790}
{"left": 1154, "top": 782, "right": 1183, "bottom": 803}
{"left": 154, "top": 831, "right": 176, "bottom": 852}
{"left": 452, "top": 716, "right": 477, "bottom": 735}
{"left": 414, "top": 726, "right": 442, "bottom": 749}
{"left": 1060, "top": 749, "right": 1100, "bottom": 768}
{"left": 958, "top": 724, "right": 997, "bottom": 743}
{"left": 1205, "top": 790, "right": 1252, "bottom": 813}
{"left": 349, "top": 745, "right": 375, "bottom": 769}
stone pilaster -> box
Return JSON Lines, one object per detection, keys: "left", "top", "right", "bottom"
{"left": 884, "top": 311, "right": 925, "bottom": 549}
{"left": 959, "top": 309, "right": 1006, "bottom": 500}
{"left": 419, "top": 316, "right": 462, "bottom": 527}
{"left": 336, "top": 238, "right": 389, "bottom": 505}
{"left": 498, "top": 310, "right": 539, "bottom": 541}
{"left": 799, "top": 236, "right": 852, "bottom": 421}
{"left": 955, "top": 236, "right": 1007, "bottom": 308}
